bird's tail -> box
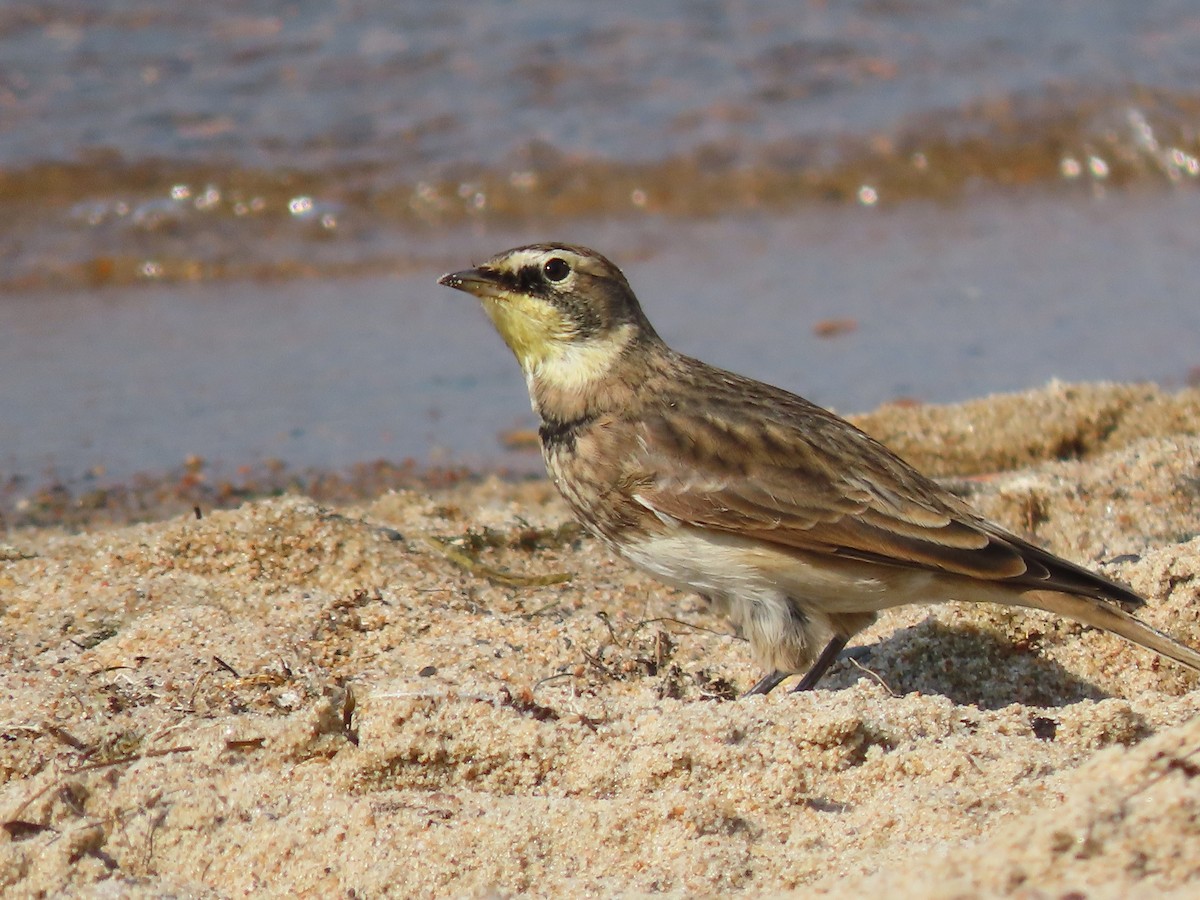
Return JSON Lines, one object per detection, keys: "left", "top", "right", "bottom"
{"left": 1009, "top": 590, "right": 1200, "bottom": 675}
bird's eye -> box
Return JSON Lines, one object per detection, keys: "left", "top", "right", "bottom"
{"left": 542, "top": 257, "right": 571, "bottom": 283}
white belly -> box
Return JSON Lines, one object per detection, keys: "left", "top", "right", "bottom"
{"left": 618, "top": 525, "right": 931, "bottom": 672}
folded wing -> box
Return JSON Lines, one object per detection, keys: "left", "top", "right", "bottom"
{"left": 631, "top": 389, "right": 1142, "bottom": 609}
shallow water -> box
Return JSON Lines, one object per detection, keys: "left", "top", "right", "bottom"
{"left": 5, "top": 190, "right": 1199, "bottom": 484}
{"left": 2, "top": 2, "right": 1200, "bottom": 486}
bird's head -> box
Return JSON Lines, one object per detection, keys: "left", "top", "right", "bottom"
{"left": 438, "top": 244, "right": 659, "bottom": 393}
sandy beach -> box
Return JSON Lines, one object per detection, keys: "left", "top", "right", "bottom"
{"left": 2, "top": 380, "right": 1200, "bottom": 897}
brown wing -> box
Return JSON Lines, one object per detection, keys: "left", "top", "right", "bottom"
{"left": 632, "top": 365, "right": 1142, "bottom": 607}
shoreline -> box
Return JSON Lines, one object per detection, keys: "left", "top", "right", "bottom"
{"left": 5, "top": 379, "right": 1197, "bottom": 532}
{"left": 2, "top": 379, "right": 1199, "bottom": 896}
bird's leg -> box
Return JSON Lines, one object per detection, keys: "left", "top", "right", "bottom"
{"left": 742, "top": 669, "right": 791, "bottom": 697}
{"left": 741, "top": 635, "right": 853, "bottom": 697}
{"left": 790, "top": 635, "right": 849, "bottom": 692}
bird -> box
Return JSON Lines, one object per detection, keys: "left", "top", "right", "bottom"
{"left": 439, "top": 243, "right": 1200, "bottom": 695}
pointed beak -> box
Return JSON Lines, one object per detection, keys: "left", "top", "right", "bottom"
{"left": 438, "top": 266, "right": 503, "bottom": 299}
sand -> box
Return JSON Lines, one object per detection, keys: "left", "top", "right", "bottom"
{"left": 2, "top": 380, "right": 1200, "bottom": 898}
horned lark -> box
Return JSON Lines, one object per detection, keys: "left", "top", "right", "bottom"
{"left": 439, "top": 243, "right": 1200, "bottom": 695}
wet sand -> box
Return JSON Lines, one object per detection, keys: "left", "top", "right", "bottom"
{"left": 2, "top": 381, "right": 1200, "bottom": 897}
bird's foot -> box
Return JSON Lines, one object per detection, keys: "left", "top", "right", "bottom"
{"left": 741, "top": 670, "right": 790, "bottom": 698}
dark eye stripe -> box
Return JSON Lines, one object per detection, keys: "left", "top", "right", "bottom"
{"left": 514, "top": 265, "right": 544, "bottom": 294}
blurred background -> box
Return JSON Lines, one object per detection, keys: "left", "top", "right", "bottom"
{"left": 2, "top": 1, "right": 1200, "bottom": 513}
